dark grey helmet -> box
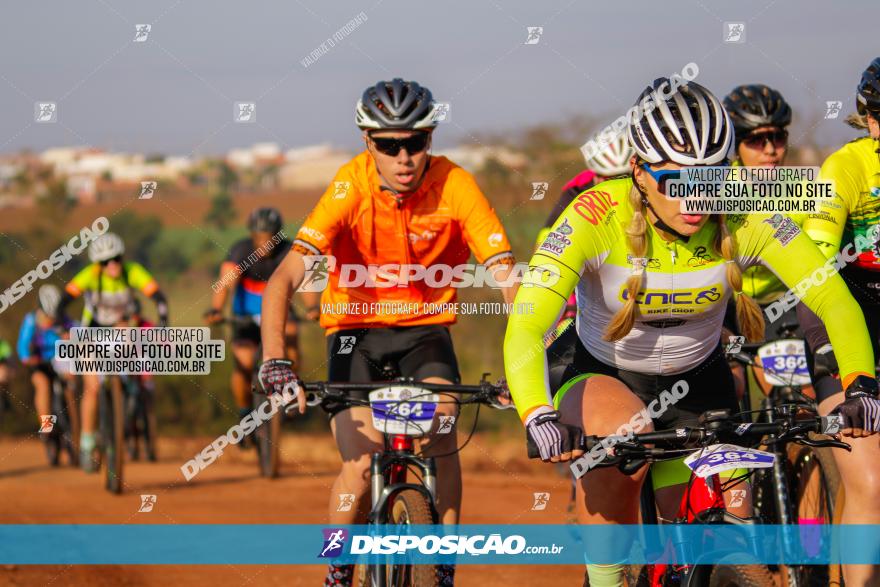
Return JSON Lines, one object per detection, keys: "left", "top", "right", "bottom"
{"left": 723, "top": 84, "right": 792, "bottom": 138}
{"left": 857, "top": 57, "right": 880, "bottom": 116}
{"left": 355, "top": 78, "right": 437, "bottom": 130}
{"left": 248, "top": 207, "right": 282, "bottom": 234}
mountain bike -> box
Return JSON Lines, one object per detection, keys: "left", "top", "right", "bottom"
{"left": 291, "top": 374, "right": 510, "bottom": 587}
{"left": 728, "top": 330, "right": 843, "bottom": 587}
{"left": 529, "top": 406, "right": 847, "bottom": 586}
{"left": 42, "top": 361, "right": 79, "bottom": 467}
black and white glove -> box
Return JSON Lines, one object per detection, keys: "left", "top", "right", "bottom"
{"left": 525, "top": 406, "right": 584, "bottom": 462}
{"left": 831, "top": 375, "right": 880, "bottom": 435}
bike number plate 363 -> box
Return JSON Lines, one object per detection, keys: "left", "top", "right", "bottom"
{"left": 683, "top": 443, "right": 775, "bottom": 478}
{"left": 368, "top": 387, "right": 439, "bottom": 436}
{"left": 757, "top": 339, "right": 810, "bottom": 386}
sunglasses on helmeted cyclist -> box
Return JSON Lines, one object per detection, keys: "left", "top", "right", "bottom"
{"left": 741, "top": 129, "right": 788, "bottom": 149}
{"left": 99, "top": 255, "right": 123, "bottom": 266}
{"left": 369, "top": 132, "right": 430, "bottom": 156}
{"left": 640, "top": 161, "right": 730, "bottom": 195}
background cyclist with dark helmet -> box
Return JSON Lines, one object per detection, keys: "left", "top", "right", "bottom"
{"left": 721, "top": 85, "right": 802, "bottom": 398}
{"left": 793, "top": 59, "right": 880, "bottom": 586}
{"left": 204, "top": 207, "right": 302, "bottom": 437}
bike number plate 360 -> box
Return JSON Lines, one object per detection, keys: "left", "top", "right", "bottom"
{"left": 683, "top": 443, "right": 775, "bottom": 478}
{"left": 757, "top": 339, "right": 810, "bottom": 386}
{"left": 368, "top": 387, "right": 439, "bottom": 436}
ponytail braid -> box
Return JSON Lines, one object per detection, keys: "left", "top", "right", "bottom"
{"left": 715, "top": 216, "right": 765, "bottom": 341}
{"left": 604, "top": 186, "right": 649, "bottom": 341}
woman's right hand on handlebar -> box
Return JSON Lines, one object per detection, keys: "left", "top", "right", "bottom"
{"left": 257, "top": 358, "right": 306, "bottom": 414}
{"left": 525, "top": 406, "right": 585, "bottom": 463}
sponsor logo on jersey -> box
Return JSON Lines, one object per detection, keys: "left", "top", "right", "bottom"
{"left": 573, "top": 190, "right": 619, "bottom": 226}
{"left": 627, "top": 254, "right": 661, "bottom": 269}
{"left": 619, "top": 283, "right": 723, "bottom": 314}
{"left": 762, "top": 213, "right": 799, "bottom": 247}
{"left": 538, "top": 219, "right": 574, "bottom": 255}
{"left": 686, "top": 246, "right": 713, "bottom": 267}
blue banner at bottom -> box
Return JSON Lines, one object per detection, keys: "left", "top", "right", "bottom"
{"left": 2, "top": 524, "right": 879, "bottom": 565}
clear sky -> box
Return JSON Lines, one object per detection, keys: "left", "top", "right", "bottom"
{"left": 0, "top": 0, "right": 876, "bottom": 155}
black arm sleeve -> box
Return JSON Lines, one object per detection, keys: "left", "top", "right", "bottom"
{"left": 56, "top": 291, "right": 75, "bottom": 325}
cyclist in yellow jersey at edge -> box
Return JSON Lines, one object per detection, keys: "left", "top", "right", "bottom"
{"left": 503, "top": 79, "right": 878, "bottom": 587}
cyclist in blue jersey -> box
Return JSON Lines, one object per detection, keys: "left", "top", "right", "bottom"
{"left": 17, "top": 285, "right": 73, "bottom": 433}
{"left": 205, "top": 207, "right": 305, "bottom": 433}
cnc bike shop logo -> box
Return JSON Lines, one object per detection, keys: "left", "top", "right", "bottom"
{"left": 619, "top": 284, "right": 723, "bottom": 314}
{"left": 319, "top": 528, "right": 349, "bottom": 558}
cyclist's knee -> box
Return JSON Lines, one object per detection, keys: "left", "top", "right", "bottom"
{"left": 232, "top": 343, "right": 256, "bottom": 372}
{"left": 559, "top": 374, "right": 649, "bottom": 435}
{"left": 338, "top": 456, "right": 372, "bottom": 495}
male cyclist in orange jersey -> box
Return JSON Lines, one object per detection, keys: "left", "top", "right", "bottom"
{"left": 256, "top": 78, "right": 518, "bottom": 587}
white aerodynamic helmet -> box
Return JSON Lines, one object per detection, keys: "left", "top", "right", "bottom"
{"left": 584, "top": 131, "right": 635, "bottom": 177}
{"left": 38, "top": 284, "right": 61, "bottom": 316}
{"left": 88, "top": 233, "right": 125, "bottom": 263}
{"left": 628, "top": 78, "right": 732, "bottom": 166}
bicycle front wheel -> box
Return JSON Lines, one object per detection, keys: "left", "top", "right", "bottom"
{"left": 356, "top": 489, "right": 439, "bottom": 587}
{"left": 101, "top": 376, "right": 125, "bottom": 494}
{"left": 789, "top": 442, "right": 841, "bottom": 587}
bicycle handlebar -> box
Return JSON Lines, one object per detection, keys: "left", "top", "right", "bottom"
{"left": 526, "top": 407, "right": 849, "bottom": 465}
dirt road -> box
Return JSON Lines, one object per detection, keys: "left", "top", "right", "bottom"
{"left": 0, "top": 435, "right": 584, "bottom": 587}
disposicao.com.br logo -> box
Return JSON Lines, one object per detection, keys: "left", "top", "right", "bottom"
{"left": 320, "top": 529, "right": 563, "bottom": 559}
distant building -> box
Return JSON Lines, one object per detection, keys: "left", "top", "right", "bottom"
{"left": 433, "top": 145, "right": 526, "bottom": 173}
{"left": 278, "top": 145, "right": 352, "bottom": 190}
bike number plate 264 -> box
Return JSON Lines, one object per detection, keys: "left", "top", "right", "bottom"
{"left": 683, "top": 443, "right": 775, "bottom": 478}
{"left": 368, "top": 387, "right": 439, "bottom": 436}
{"left": 757, "top": 339, "right": 810, "bottom": 386}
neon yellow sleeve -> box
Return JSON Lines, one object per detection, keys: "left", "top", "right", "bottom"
{"left": 504, "top": 186, "right": 624, "bottom": 422}
{"left": 735, "top": 213, "right": 875, "bottom": 384}
{"left": 125, "top": 262, "right": 158, "bottom": 294}
{"left": 803, "top": 153, "right": 857, "bottom": 259}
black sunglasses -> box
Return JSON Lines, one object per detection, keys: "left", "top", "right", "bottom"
{"left": 369, "top": 132, "right": 430, "bottom": 156}
{"left": 100, "top": 255, "right": 123, "bottom": 266}
{"left": 741, "top": 129, "right": 788, "bottom": 149}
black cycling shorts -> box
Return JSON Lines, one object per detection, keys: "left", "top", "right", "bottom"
{"left": 561, "top": 339, "right": 739, "bottom": 430}
{"left": 323, "top": 325, "right": 461, "bottom": 417}
{"left": 28, "top": 362, "right": 56, "bottom": 379}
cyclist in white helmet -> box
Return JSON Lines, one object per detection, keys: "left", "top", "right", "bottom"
{"left": 56, "top": 232, "right": 170, "bottom": 471}
{"left": 539, "top": 130, "right": 636, "bottom": 392}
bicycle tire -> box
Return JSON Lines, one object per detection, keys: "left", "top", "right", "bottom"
{"left": 356, "top": 489, "right": 439, "bottom": 587}
{"left": 101, "top": 376, "right": 125, "bottom": 494}
{"left": 788, "top": 441, "right": 842, "bottom": 587}
{"left": 252, "top": 392, "right": 280, "bottom": 478}
{"left": 63, "top": 386, "right": 80, "bottom": 466}
{"left": 709, "top": 563, "right": 775, "bottom": 586}
{"left": 142, "top": 386, "right": 158, "bottom": 462}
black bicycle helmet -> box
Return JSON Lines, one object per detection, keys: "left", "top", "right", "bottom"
{"left": 247, "top": 207, "right": 283, "bottom": 234}
{"left": 723, "top": 84, "right": 792, "bottom": 139}
{"left": 857, "top": 57, "right": 880, "bottom": 116}
{"left": 355, "top": 78, "right": 437, "bottom": 130}
{"left": 628, "top": 78, "right": 732, "bottom": 166}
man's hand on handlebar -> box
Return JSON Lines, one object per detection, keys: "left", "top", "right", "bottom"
{"left": 525, "top": 406, "right": 585, "bottom": 463}
{"left": 257, "top": 358, "right": 306, "bottom": 415}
